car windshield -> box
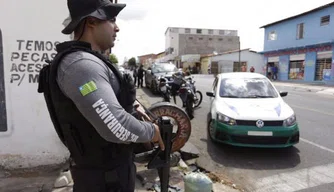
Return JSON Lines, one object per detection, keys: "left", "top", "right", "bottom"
{"left": 219, "top": 77, "right": 279, "bottom": 98}
{"left": 152, "top": 64, "right": 177, "bottom": 73}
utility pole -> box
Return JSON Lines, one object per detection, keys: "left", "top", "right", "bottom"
{"left": 238, "top": 37, "right": 241, "bottom": 66}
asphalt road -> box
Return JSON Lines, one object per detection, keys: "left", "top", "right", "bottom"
{"left": 140, "top": 74, "right": 334, "bottom": 192}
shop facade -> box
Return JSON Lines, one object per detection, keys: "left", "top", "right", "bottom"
{"left": 262, "top": 42, "right": 334, "bottom": 83}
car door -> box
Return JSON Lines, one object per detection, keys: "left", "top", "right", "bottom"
{"left": 210, "top": 77, "right": 219, "bottom": 119}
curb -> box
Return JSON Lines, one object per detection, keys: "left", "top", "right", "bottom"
{"left": 272, "top": 82, "right": 334, "bottom": 96}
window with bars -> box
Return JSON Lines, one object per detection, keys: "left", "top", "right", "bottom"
{"left": 296, "top": 23, "right": 304, "bottom": 39}
{"left": 196, "top": 29, "right": 202, "bottom": 34}
{"left": 321, "top": 15, "right": 330, "bottom": 26}
{"left": 233, "top": 62, "right": 247, "bottom": 72}
{"left": 268, "top": 31, "right": 277, "bottom": 40}
{"left": 185, "top": 28, "right": 190, "bottom": 33}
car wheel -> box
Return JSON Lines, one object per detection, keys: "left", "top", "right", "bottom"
{"left": 207, "top": 120, "right": 216, "bottom": 142}
{"left": 150, "top": 80, "right": 156, "bottom": 94}
{"left": 145, "top": 78, "right": 150, "bottom": 88}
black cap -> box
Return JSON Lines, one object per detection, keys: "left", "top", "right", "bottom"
{"left": 62, "top": 0, "right": 126, "bottom": 34}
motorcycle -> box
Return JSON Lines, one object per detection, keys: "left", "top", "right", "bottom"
{"left": 182, "top": 76, "right": 203, "bottom": 108}
{"left": 158, "top": 75, "right": 202, "bottom": 119}
{"left": 158, "top": 76, "right": 172, "bottom": 102}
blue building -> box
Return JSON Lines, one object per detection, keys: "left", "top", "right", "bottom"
{"left": 260, "top": 2, "right": 334, "bottom": 84}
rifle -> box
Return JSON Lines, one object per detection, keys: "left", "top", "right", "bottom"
{"left": 134, "top": 100, "right": 173, "bottom": 192}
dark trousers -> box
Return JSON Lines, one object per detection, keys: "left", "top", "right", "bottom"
{"left": 137, "top": 77, "right": 143, "bottom": 88}
{"left": 70, "top": 161, "right": 136, "bottom": 192}
{"left": 133, "top": 76, "right": 137, "bottom": 86}
{"left": 273, "top": 72, "right": 278, "bottom": 80}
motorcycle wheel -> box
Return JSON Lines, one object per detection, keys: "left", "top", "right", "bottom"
{"left": 185, "top": 98, "right": 194, "bottom": 120}
{"left": 194, "top": 90, "right": 203, "bottom": 108}
{"left": 163, "top": 92, "right": 171, "bottom": 102}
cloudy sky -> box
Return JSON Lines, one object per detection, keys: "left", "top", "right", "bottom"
{"left": 112, "top": 0, "right": 334, "bottom": 64}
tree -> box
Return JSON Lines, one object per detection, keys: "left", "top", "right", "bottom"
{"left": 109, "top": 54, "right": 118, "bottom": 64}
{"left": 128, "top": 57, "right": 136, "bottom": 67}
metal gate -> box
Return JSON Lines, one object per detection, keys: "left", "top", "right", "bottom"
{"left": 315, "top": 58, "right": 332, "bottom": 81}
{"left": 211, "top": 61, "right": 218, "bottom": 75}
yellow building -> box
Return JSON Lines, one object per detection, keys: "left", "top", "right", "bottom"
{"left": 154, "top": 51, "right": 166, "bottom": 63}
{"left": 200, "top": 54, "right": 212, "bottom": 74}
{"left": 156, "top": 51, "right": 165, "bottom": 59}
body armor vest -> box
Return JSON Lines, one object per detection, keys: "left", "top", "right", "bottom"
{"left": 38, "top": 41, "right": 137, "bottom": 168}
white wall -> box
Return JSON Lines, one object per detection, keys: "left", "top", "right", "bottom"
{"left": 164, "top": 28, "right": 179, "bottom": 61}
{"left": 211, "top": 51, "right": 265, "bottom": 74}
{"left": 0, "top": 0, "right": 70, "bottom": 169}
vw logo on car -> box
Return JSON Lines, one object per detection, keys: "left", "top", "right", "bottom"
{"left": 256, "top": 120, "right": 264, "bottom": 128}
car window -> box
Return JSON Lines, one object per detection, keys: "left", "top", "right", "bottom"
{"left": 152, "top": 64, "right": 177, "bottom": 73}
{"left": 219, "top": 78, "right": 278, "bottom": 98}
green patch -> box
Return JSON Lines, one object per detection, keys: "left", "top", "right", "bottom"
{"left": 79, "top": 81, "right": 97, "bottom": 96}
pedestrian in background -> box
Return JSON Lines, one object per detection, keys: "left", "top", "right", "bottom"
{"left": 250, "top": 66, "right": 255, "bottom": 72}
{"left": 137, "top": 65, "right": 144, "bottom": 88}
{"left": 133, "top": 66, "right": 138, "bottom": 87}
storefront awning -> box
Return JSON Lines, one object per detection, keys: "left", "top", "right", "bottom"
{"left": 181, "top": 54, "right": 201, "bottom": 62}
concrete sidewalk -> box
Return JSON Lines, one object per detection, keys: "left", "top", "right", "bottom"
{"left": 272, "top": 81, "right": 334, "bottom": 96}
{"left": 0, "top": 88, "right": 242, "bottom": 192}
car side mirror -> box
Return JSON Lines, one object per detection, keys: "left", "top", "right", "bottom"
{"left": 206, "top": 92, "right": 215, "bottom": 97}
{"left": 280, "top": 91, "right": 288, "bottom": 97}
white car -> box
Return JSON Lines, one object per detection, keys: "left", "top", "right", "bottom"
{"left": 206, "top": 72, "right": 299, "bottom": 148}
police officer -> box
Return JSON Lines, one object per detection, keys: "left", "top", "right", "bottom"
{"left": 40, "top": 0, "right": 165, "bottom": 191}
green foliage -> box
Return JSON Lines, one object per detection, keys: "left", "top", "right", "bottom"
{"left": 109, "top": 54, "right": 118, "bottom": 64}
{"left": 128, "top": 57, "right": 136, "bottom": 67}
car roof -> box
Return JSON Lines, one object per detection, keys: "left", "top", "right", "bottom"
{"left": 218, "top": 72, "right": 267, "bottom": 79}
{"left": 153, "top": 62, "right": 175, "bottom": 65}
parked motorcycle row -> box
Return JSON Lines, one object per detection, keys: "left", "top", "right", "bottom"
{"left": 157, "top": 75, "right": 203, "bottom": 119}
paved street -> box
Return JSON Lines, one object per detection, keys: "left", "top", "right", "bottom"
{"left": 140, "top": 74, "right": 334, "bottom": 192}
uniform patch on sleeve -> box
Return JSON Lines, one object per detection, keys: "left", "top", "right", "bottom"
{"left": 79, "top": 81, "right": 97, "bottom": 96}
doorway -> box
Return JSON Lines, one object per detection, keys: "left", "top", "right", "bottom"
{"left": 0, "top": 29, "right": 8, "bottom": 132}
{"left": 233, "top": 61, "right": 247, "bottom": 72}
{"left": 315, "top": 58, "right": 332, "bottom": 81}
{"left": 289, "top": 60, "right": 304, "bottom": 80}
{"left": 211, "top": 61, "right": 219, "bottom": 75}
